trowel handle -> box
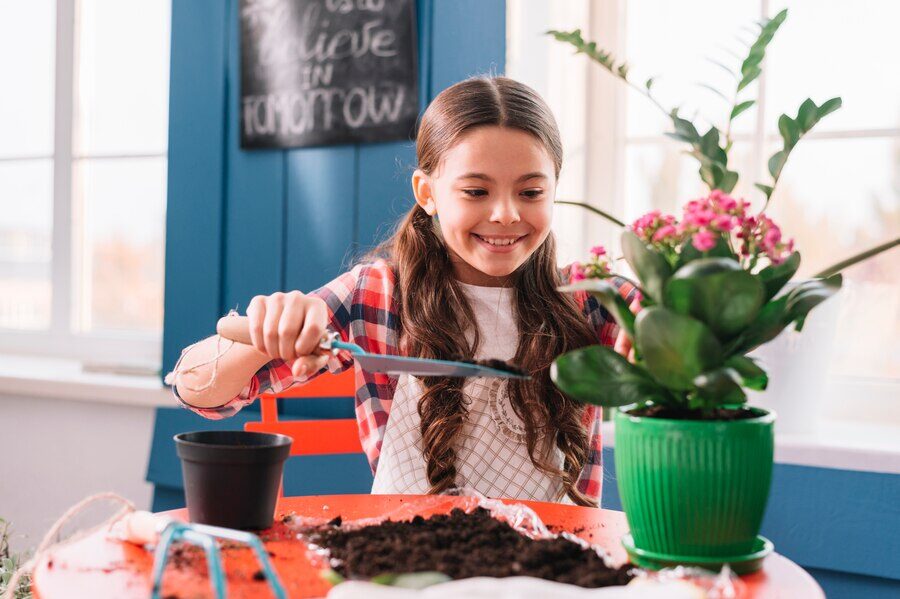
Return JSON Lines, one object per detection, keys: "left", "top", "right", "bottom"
{"left": 216, "top": 315, "right": 338, "bottom": 352}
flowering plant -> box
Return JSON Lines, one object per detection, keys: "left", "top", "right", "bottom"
{"left": 551, "top": 189, "right": 839, "bottom": 411}
{"left": 546, "top": 9, "right": 900, "bottom": 413}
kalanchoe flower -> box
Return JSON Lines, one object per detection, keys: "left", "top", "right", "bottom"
{"left": 712, "top": 214, "right": 736, "bottom": 232}
{"left": 692, "top": 229, "right": 717, "bottom": 252}
{"left": 570, "top": 261, "right": 587, "bottom": 282}
{"left": 651, "top": 224, "right": 678, "bottom": 242}
{"left": 615, "top": 191, "right": 792, "bottom": 273}
{"left": 632, "top": 210, "right": 680, "bottom": 246}
{"left": 571, "top": 246, "right": 612, "bottom": 281}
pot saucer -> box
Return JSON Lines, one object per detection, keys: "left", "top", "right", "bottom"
{"left": 622, "top": 534, "right": 773, "bottom": 575}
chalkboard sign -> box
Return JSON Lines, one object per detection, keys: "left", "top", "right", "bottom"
{"left": 240, "top": 0, "right": 419, "bottom": 149}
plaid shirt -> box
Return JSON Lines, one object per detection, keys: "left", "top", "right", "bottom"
{"left": 176, "top": 259, "right": 635, "bottom": 502}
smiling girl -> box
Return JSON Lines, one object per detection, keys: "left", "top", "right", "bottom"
{"left": 168, "top": 76, "right": 636, "bottom": 506}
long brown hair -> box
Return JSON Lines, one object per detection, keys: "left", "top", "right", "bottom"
{"left": 365, "top": 76, "right": 599, "bottom": 505}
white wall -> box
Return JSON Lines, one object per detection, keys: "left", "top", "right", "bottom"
{"left": 0, "top": 394, "right": 156, "bottom": 554}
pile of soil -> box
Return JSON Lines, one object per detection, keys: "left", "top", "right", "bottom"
{"left": 304, "top": 507, "right": 633, "bottom": 588}
{"left": 628, "top": 405, "right": 759, "bottom": 421}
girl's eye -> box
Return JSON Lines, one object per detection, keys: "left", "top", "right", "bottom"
{"left": 521, "top": 189, "right": 544, "bottom": 199}
{"left": 462, "top": 188, "right": 488, "bottom": 197}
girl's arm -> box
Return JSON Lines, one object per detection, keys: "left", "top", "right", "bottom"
{"left": 166, "top": 261, "right": 391, "bottom": 418}
{"left": 169, "top": 292, "right": 332, "bottom": 410}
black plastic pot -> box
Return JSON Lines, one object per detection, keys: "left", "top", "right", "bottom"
{"left": 174, "top": 431, "right": 292, "bottom": 530}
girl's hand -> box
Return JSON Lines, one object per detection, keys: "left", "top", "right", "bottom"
{"left": 613, "top": 295, "right": 642, "bottom": 363}
{"left": 245, "top": 291, "right": 331, "bottom": 378}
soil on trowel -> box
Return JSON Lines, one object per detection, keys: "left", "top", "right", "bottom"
{"left": 448, "top": 355, "right": 528, "bottom": 377}
{"left": 305, "top": 507, "right": 633, "bottom": 588}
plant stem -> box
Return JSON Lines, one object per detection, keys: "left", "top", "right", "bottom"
{"left": 554, "top": 201, "right": 627, "bottom": 228}
{"left": 813, "top": 236, "right": 900, "bottom": 278}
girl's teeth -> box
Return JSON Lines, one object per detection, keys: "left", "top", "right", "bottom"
{"left": 479, "top": 236, "right": 518, "bottom": 246}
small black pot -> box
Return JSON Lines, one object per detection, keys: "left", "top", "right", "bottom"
{"left": 174, "top": 431, "right": 292, "bottom": 530}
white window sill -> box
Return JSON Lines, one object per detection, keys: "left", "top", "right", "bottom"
{"left": 601, "top": 419, "right": 900, "bottom": 476}
{"left": 0, "top": 353, "right": 173, "bottom": 408}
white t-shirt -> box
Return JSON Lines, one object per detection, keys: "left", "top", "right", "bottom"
{"left": 371, "top": 282, "right": 568, "bottom": 502}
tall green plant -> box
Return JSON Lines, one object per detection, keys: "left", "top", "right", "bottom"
{"left": 549, "top": 9, "right": 840, "bottom": 208}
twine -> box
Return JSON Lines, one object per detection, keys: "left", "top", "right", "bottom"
{"left": 163, "top": 311, "right": 239, "bottom": 393}
{"left": 3, "top": 493, "right": 136, "bottom": 599}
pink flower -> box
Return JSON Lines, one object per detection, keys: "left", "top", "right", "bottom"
{"left": 712, "top": 214, "right": 735, "bottom": 231}
{"left": 684, "top": 209, "right": 716, "bottom": 227}
{"left": 710, "top": 190, "right": 738, "bottom": 212}
{"left": 570, "top": 262, "right": 586, "bottom": 281}
{"left": 692, "top": 229, "right": 717, "bottom": 252}
{"left": 652, "top": 224, "right": 677, "bottom": 242}
{"left": 590, "top": 245, "right": 607, "bottom": 257}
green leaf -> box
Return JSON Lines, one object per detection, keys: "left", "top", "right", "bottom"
{"left": 785, "top": 274, "right": 842, "bottom": 323}
{"left": 635, "top": 307, "right": 723, "bottom": 390}
{"left": 621, "top": 231, "right": 673, "bottom": 302}
{"left": 693, "top": 368, "right": 748, "bottom": 405}
{"left": 558, "top": 279, "right": 636, "bottom": 338}
{"left": 664, "top": 258, "right": 765, "bottom": 339}
{"left": 778, "top": 114, "right": 800, "bottom": 149}
{"left": 700, "top": 127, "right": 723, "bottom": 160}
{"left": 719, "top": 169, "right": 739, "bottom": 193}
{"left": 768, "top": 150, "right": 787, "bottom": 179}
{"left": 730, "top": 100, "right": 755, "bottom": 120}
{"left": 737, "top": 65, "right": 762, "bottom": 92}
{"left": 551, "top": 345, "right": 670, "bottom": 407}
{"left": 817, "top": 97, "right": 842, "bottom": 119}
{"left": 547, "top": 29, "right": 630, "bottom": 81}
{"left": 645, "top": 77, "right": 655, "bottom": 91}
{"left": 728, "top": 295, "right": 791, "bottom": 353}
{"left": 758, "top": 251, "right": 801, "bottom": 301}
{"left": 755, "top": 183, "right": 774, "bottom": 198}
{"left": 735, "top": 9, "right": 787, "bottom": 93}
{"left": 797, "top": 98, "right": 818, "bottom": 130}
{"left": 725, "top": 355, "right": 768, "bottom": 390}
{"left": 669, "top": 110, "right": 702, "bottom": 143}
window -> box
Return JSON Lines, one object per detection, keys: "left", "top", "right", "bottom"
{"left": 0, "top": 0, "right": 171, "bottom": 370}
{"left": 508, "top": 0, "right": 899, "bottom": 420}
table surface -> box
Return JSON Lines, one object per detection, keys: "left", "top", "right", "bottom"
{"left": 33, "top": 494, "right": 823, "bottom": 599}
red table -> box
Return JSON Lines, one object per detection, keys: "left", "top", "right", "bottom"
{"left": 33, "top": 494, "right": 823, "bottom": 598}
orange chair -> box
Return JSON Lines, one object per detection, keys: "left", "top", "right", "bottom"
{"left": 244, "top": 368, "right": 362, "bottom": 494}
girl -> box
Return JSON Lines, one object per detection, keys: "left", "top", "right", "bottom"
{"left": 168, "top": 76, "right": 636, "bottom": 506}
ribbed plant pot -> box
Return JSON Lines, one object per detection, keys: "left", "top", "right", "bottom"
{"left": 614, "top": 405, "right": 774, "bottom": 566}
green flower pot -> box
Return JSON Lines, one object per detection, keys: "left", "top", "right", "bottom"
{"left": 614, "top": 405, "right": 774, "bottom": 565}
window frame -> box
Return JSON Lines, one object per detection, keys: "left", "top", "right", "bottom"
{"left": 508, "top": 0, "right": 899, "bottom": 412}
{"left": 0, "top": 0, "right": 166, "bottom": 371}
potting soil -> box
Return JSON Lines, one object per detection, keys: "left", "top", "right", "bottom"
{"left": 304, "top": 507, "right": 634, "bottom": 588}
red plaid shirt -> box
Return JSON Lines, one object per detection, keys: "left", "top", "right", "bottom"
{"left": 176, "top": 259, "right": 635, "bottom": 502}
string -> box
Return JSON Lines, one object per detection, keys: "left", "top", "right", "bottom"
{"left": 3, "top": 493, "right": 136, "bottom": 599}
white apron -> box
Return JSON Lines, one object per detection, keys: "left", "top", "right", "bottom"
{"left": 371, "top": 283, "right": 569, "bottom": 503}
